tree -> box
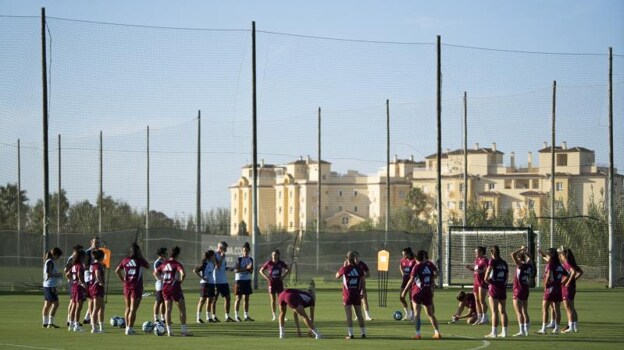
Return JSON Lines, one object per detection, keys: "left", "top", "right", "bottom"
{"left": 203, "top": 207, "right": 230, "bottom": 235}
{"left": 28, "top": 190, "right": 70, "bottom": 234}
{"left": 0, "top": 183, "right": 29, "bottom": 231}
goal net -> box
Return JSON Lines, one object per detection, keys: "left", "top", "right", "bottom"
{"left": 446, "top": 226, "right": 541, "bottom": 287}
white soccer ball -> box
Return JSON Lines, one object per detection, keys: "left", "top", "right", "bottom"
{"left": 393, "top": 310, "right": 403, "bottom": 321}
{"left": 153, "top": 322, "right": 166, "bottom": 336}
{"left": 110, "top": 316, "right": 120, "bottom": 327}
{"left": 117, "top": 317, "right": 126, "bottom": 328}
{"left": 142, "top": 321, "right": 154, "bottom": 333}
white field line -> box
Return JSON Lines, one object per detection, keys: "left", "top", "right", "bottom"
{"left": 0, "top": 344, "right": 64, "bottom": 350}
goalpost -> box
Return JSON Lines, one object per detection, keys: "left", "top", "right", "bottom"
{"left": 445, "top": 226, "right": 541, "bottom": 288}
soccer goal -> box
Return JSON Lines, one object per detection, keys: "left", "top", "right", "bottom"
{"left": 445, "top": 226, "right": 541, "bottom": 288}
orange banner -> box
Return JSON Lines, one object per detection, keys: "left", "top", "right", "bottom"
{"left": 100, "top": 247, "right": 112, "bottom": 269}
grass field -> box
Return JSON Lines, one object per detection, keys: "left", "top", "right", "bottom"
{"left": 0, "top": 282, "right": 623, "bottom": 350}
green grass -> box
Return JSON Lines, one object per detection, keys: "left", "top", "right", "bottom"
{"left": 0, "top": 282, "right": 623, "bottom": 350}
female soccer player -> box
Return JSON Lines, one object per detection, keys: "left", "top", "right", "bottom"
{"left": 354, "top": 251, "right": 373, "bottom": 321}
{"left": 560, "top": 248, "right": 583, "bottom": 333}
{"left": 451, "top": 291, "right": 478, "bottom": 324}
{"left": 484, "top": 245, "right": 509, "bottom": 338}
{"left": 66, "top": 249, "right": 87, "bottom": 332}
{"left": 259, "top": 249, "right": 289, "bottom": 321}
{"left": 42, "top": 247, "right": 63, "bottom": 329}
{"left": 401, "top": 249, "right": 441, "bottom": 340}
{"left": 399, "top": 247, "right": 415, "bottom": 321}
{"left": 511, "top": 246, "right": 533, "bottom": 336}
{"left": 154, "top": 246, "right": 192, "bottom": 336}
{"left": 213, "top": 241, "right": 234, "bottom": 322}
{"left": 277, "top": 287, "right": 321, "bottom": 339}
{"left": 89, "top": 249, "right": 106, "bottom": 333}
{"left": 234, "top": 242, "right": 254, "bottom": 322}
{"left": 537, "top": 248, "right": 565, "bottom": 334}
{"left": 115, "top": 243, "right": 149, "bottom": 335}
{"left": 64, "top": 244, "right": 83, "bottom": 327}
{"left": 466, "top": 246, "right": 489, "bottom": 325}
{"left": 193, "top": 249, "right": 216, "bottom": 323}
{"left": 153, "top": 247, "right": 167, "bottom": 323}
{"left": 336, "top": 251, "right": 366, "bottom": 339}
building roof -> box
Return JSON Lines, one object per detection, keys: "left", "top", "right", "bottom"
{"left": 519, "top": 190, "right": 546, "bottom": 196}
{"left": 479, "top": 191, "right": 502, "bottom": 197}
{"left": 538, "top": 146, "right": 593, "bottom": 153}
{"left": 288, "top": 159, "right": 331, "bottom": 165}
{"left": 425, "top": 147, "right": 502, "bottom": 159}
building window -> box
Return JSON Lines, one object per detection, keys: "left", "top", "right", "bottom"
{"left": 354, "top": 206, "right": 358, "bottom": 212}
{"left": 353, "top": 190, "right": 358, "bottom": 197}
{"left": 459, "top": 183, "right": 464, "bottom": 193}
{"left": 290, "top": 222, "right": 293, "bottom": 228}
{"left": 338, "top": 190, "right": 343, "bottom": 197}
{"left": 244, "top": 208, "right": 247, "bottom": 214}
{"left": 449, "top": 201, "right": 456, "bottom": 209}
{"left": 234, "top": 193, "right": 237, "bottom": 200}
{"left": 322, "top": 175, "right": 326, "bottom": 180}
{"left": 532, "top": 179, "right": 539, "bottom": 189}
{"left": 289, "top": 207, "right": 293, "bottom": 214}
{"left": 399, "top": 190, "right": 405, "bottom": 199}
{"left": 488, "top": 183, "right": 495, "bottom": 190}
{"left": 341, "top": 216, "right": 350, "bottom": 225}
{"left": 527, "top": 199, "right": 535, "bottom": 210}
{"left": 504, "top": 179, "right": 512, "bottom": 189}
{"left": 234, "top": 209, "right": 237, "bottom": 215}
{"left": 278, "top": 191, "right": 281, "bottom": 199}
{"left": 279, "top": 207, "right": 282, "bottom": 213}
{"left": 459, "top": 201, "right": 464, "bottom": 210}
{"left": 556, "top": 182, "right": 564, "bottom": 191}
{"left": 338, "top": 206, "right": 342, "bottom": 211}
{"left": 484, "top": 201, "right": 493, "bottom": 210}
{"left": 234, "top": 223, "right": 238, "bottom": 229}
{"left": 555, "top": 200, "right": 564, "bottom": 211}
{"left": 447, "top": 183, "right": 452, "bottom": 192}
{"left": 289, "top": 191, "right": 293, "bottom": 198}
{"left": 423, "top": 186, "right": 429, "bottom": 194}
{"left": 515, "top": 179, "right": 529, "bottom": 189}
{"left": 244, "top": 192, "right": 247, "bottom": 200}
{"left": 557, "top": 154, "right": 568, "bottom": 166}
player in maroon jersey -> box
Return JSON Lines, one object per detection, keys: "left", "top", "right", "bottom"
{"left": 511, "top": 246, "right": 534, "bottom": 336}
{"left": 559, "top": 248, "right": 583, "bottom": 333}
{"left": 466, "top": 246, "right": 489, "bottom": 325}
{"left": 336, "top": 251, "right": 367, "bottom": 339}
{"left": 89, "top": 250, "right": 106, "bottom": 333}
{"left": 259, "top": 249, "right": 290, "bottom": 321}
{"left": 154, "top": 246, "right": 192, "bottom": 336}
{"left": 399, "top": 247, "right": 415, "bottom": 321}
{"left": 451, "top": 291, "right": 478, "bottom": 324}
{"left": 115, "top": 243, "right": 149, "bottom": 335}
{"left": 354, "top": 251, "right": 373, "bottom": 321}
{"left": 277, "top": 288, "right": 321, "bottom": 339}
{"left": 65, "top": 249, "right": 87, "bottom": 332}
{"left": 64, "top": 244, "right": 83, "bottom": 327}
{"left": 537, "top": 248, "right": 566, "bottom": 334}
{"left": 483, "top": 245, "right": 509, "bottom": 338}
{"left": 401, "top": 249, "right": 441, "bottom": 340}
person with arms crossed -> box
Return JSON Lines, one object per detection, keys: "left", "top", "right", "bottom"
{"left": 153, "top": 247, "right": 167, "bottom": 323}
{"left": 401, "top": 249, "right": 441, "bottom": 340}
{"left": 42, "top": 247, "right": 63, "bottom": 329}
{"left": 193, "top": 249, "right": 216, "bottom": 324}
{"left": 336, "top": 251, "right": 367, "bottom": 339}
{"left": 484, "top": 245, "right": 509, "bottom": 338}
{"left": 115, "top": 243, "right": 149, "bottom": 335}
{"left": 154, "top": 246, "right": 192, "bottom": 336}
{"left": 259, "top": 248, "right": 289, "bottom": 321}
{"left": 234, "top": 242, "right": 255, "bottom": 321}
{"left": 277, "top": 287, "right": 321, "bottom": 339}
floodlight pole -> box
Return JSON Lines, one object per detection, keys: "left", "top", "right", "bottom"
{"left": 608, "top": 47, "right": 614, "bottom": 289}
{"left": 436, "top": 35, "right": 444, "bottom": 288}
{"left": 463, "top": 92, "right": 468, "bottom": 227}
{"left": 146, "top": 126, "right": 150, "bottom": 259}
{"left": 550, "top": 81, "right": 556, "bottom": 248}
{"left": 385, "top": 99, "right": 390, "bottom": 247}
{"left": 316, "top": 107, "right": 321, "bottom": 272}
{"left": 196, "top": 110, "right": 201, "bottom": 262}
{"left": 251, "top": 21, "right": 259, "bottom": 289}
{"left": 41, "top": 7, "right": 50, "bottom": 256}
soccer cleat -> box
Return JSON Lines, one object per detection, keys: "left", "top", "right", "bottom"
{"left": 212, "top": 317, "right": 220, "bottom": 323}
{"left": 181, "top": 331, "right": 193, "bottom": 337}
{"left": 365, "top": 316, "right": 373, "bottom": 321}
{"left": 315, "top": 333, "right": 322, "bottom": 339}
{"left": 361, "top": 334, "right": 366, "bottom": 339}
{"left": 235, "top": 316, "right": 242, "bottom": 322}
{"left": 42, "top": 324, "right": 48, "bottom": 328}
{"left": 47, "top": 324, "right": 60, "bottom": 329}
{"left": 225, "top": 317, "right": 236, "bottom": 322}
{"left": 563, "top": 328, "right": 574, "bottom": 333}
{"left": 126, "top": 329, "right": 137, "bottom": 335}
{"left": 433, "top": 333, "right": 442, "bottom": 340}
{"left": 536, "top": 329, "right": 547, "bottom": 334}
{"left": 411, "top": 334, "right": 421, "bottom": 340}
{"left": 83, "top": 318, "right": 90, "bottom": 325}
{"left": 244, "top": 316, "right": 255, "bottom": 322}
{"left": 73, "top": 326, "right": 84, "bottom": 332}
{"left": 485, "top": 333, "right": 497, "bottom": 338}
{"left": 279, "top": 334, "right": 285, "bottom": 339}
{"left": 197, "top": 319, "right": 204, "bottom": 324}
{"left": 552, "top": 329, "right": 560, "bottom": 335}
{"left": 91, "top": 329, "right": 103, "bottom": 334}
{"left": 345, "top": 335, "right": 355, "bottom": 340}
{"left": 513, "top": 332, "right": 525, "bottom": 337}
{"left": 208, "top": 318, "right": 215, "bottom": 323}
{"left": 545, "top": 323, "right": 556, "bottom": 329}
{"left": 272, "top": 315, "right": 276, "bottom": 321}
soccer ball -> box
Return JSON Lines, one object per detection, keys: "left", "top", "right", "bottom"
{"left": 110, "top": 316, "right": 121, "bottom": 327}
{"left": 117, "top": 317, "right": 126, "bottom": 328}
{"left": 393, "top": 311, "right": 403, "bottom": 321}
{"left": 153, "top": 322, "right": 166, "bottom": 336}
{"left": 142, "top": 321, "right": 154, "bottom": 333}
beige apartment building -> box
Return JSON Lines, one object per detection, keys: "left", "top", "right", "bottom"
{"left": 230, "top": 143, "right": 622, "bottom": 235}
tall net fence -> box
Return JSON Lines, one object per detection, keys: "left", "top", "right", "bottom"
{"left": 0, "top": 15, "right": 623, "bottom": 291}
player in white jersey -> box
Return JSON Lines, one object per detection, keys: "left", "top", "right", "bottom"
{"left": 153, "top": 247, "right": 167, "bottom": 322}
{"left": 193, "top": 250, "right": 217, "bottom": 323}
{"left": 42, "top": 247, "right": 63, "bottom": 328}
{"left": 213, "top": 241, "right": 235, "bottom": 322}
{"left": 234, "top": 242, "right": 254, "bottom": 322}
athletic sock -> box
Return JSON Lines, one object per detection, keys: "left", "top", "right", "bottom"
{"left": 49, "top": 316, "right": 54, "bottom": 325}
{"left": 491, "top": 326, "right": 498, "bottom": 336}
{"left": 181, "top": 324, "right": 187, "bottom": 333}
{"left": 206, "top": 312, "right": 211, "bottom": 320}
{"left": 234, "top": 311, "right": 239, "bottom": 319}
{"left": 43, "top": 315, "right": 48, "bottom": 324}
{"left": 347, "top": 327, "right": 353, "bottom": 336}
{"left": 244, "top": 311, "right": 249, "bottom": 318}
{"left": 196, "top": 312, "right": 201, "bottom": 320}
{"left": 572, "top": 321, "right": 578, "bottom": 331}
{"left": 166, "top": 325, "right": 172, "bottom": 335}
{"left": 501, "top": 327, "right": 508, "bottom": 337}
{"left": 154, "top": 314, "right": 158, "bottom": 322}
{"left": 360, "top": 327, "right": 366, "bottom": 335}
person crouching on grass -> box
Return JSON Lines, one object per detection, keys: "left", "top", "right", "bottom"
{"left": 401, "top": 249, "right": 441, "bottom": 340}
{"left": 154, "top": 246, "right": 192, "bottom": 336}
{"left": 484, "top": 245, "right": 509, "bottom": 338}
{"left": 277, "top": 287, "right": 321, "bottom": 339}
{"left": 89, "top": 249, "right": 106, "bottom": 333}
{"left": 336, "top": 251, "right": 367, "bottom": 339}
{"left": 451, "top": 291, "right": 478, "bottom": 324}
{"left": 42, "top": 247, "right": 63, "bottom": 329}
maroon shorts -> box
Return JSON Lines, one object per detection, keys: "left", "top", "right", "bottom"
{"left": 84, "top": 283, "right": 92, "bottom": 298}
{"left": 343, "top": 290, "right": 362, "bottom": 306}
{"left": 269, "top": 279, "right": 284, "bottom": 295}
{"left": 89, "top": 284, "right": 105, "bottom": 298}
{"left": 562, "top": 286, "right": 576, "bottom": 301}
{"left": 513, "top": 287, "right": 529, "bottom": 301}
{"left": 543, "top": 285, "right": 563, "bottom": 302}
{"left": 488, "top": 284, "right": 507, "bottom": 300}
{"left": 71, "top": 285, "right": 86, "bottom": 303}
{"left": 279, "top": 291, "right": 313, "bottom": 309}
{"left": 473, "top": 283, "right": 487, "bottom": 296}
{"left": 411, "top": 288, "right": 433, "bottom": 306}
{"left": 400, "top": 276, "right": 410, "bottom": 290}
{"left": 163, "top": 284, "right": 184, "bottom": 302}
{"left": 124, "top": 284, "right": 144, "bottom": 299}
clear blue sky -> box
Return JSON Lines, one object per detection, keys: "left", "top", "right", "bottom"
{"left": 1, "top": 0, "right": 622, "bottom": 219}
